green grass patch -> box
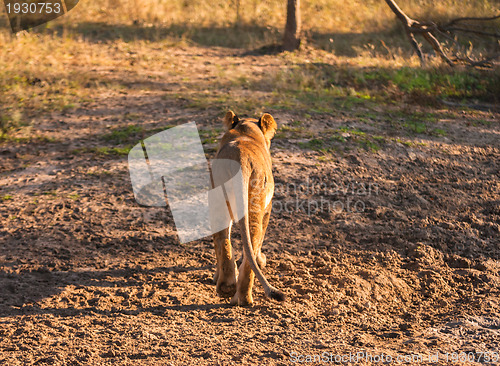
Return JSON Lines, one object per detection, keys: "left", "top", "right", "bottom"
{"left": 275, "top": 124, "right": 311, "bottom": 139}
{"left": 387, "top": 111, "right": 452, "bottom": 136}
{"left": 298, "top": 138, "right": 325, "bottom": 151}
{"left": 431, "top": 128, "right": 447, "bottom": 136}
{"left": 338, "top": 126, "right": 366, "bottom": 136}
{"left": 317, "top": 156, "right": 333, "bottom": 162}
{"left": 280, "top": 125, "right": 306, "bottom": 133}
{"left": 472, "top": 119, "right": 493, "bottom": 127}
{"left": 199, "top": 128, "right": 223, "bottom": 145}
{"left": 1, "top": 194, "right": 13, "bottom": 201}
{"left": 68, "top": 193, "right": 81, "bottom": 200}
{"left": 0, "top": 70, "right": 92, "bottom": 138}
{"left": 101, "top": 125, "right": 177, "bottom": 146}
{"left": 0, "top": 111, "right": 23, "bottom": 139}
{"left": 266, "top": 63, "right": 500, "bottom": 109}
{"left": 35, "top": 190, "right": 58, "bottom": 199}
{"left": 361, "top": 139, "right": 382, "bottom": 152}
{"left": 0, "top": 134, "right": 60, "bottom": 143}
{"left": 72, "top": 146, "right": 132, "bottom": 156}
{"left": 346, "top": 66, "right": 499, "bottom": 101}
{"left": 405, "top": 121, "right": 427, "bottom": 134}
{"left": 295, "top": 127, "right": 386, "bottom": 153}
{"left": 94, "top": 146, "right": 132, "bottom": 156}
{"left": 103, "top": 125, "right": 143, "bottom": 144}
{"left": 394, "top": 138, "right": 428, "bottom": 147}
{"left": 204, "top": 61, "right": 499, "bottom": 119}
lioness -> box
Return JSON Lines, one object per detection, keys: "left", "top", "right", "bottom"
{"left": 210, "top": 111, "right": 285, "bottom": 306}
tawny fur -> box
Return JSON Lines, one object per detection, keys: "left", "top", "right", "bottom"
{"left": 211, "top": 110, "right": 285, "bottom": 306}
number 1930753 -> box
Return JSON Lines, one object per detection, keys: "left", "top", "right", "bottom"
{"left": 5, "top": 2, "right": 62, "bottom": 14}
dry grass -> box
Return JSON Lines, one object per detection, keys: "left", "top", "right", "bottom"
{"left": 0, "top": 0, "right": 498, "bottom": 137}
{"left": 38, "top": 0, "right": 500, "bottom": 32}
{"left": 0, "top": 33, "right": 111, "bottom": 137}
{"left": 2, "top": 0, "right": 498, "bottom": 34}
{"left": 0, "top": 31, "right": 180, "bottom": 137}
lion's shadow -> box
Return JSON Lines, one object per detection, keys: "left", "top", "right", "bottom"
{"left": 0, "top": 261, "right": 232, "bottom": 318}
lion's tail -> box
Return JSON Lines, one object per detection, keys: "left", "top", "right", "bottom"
{"left": 239, "top": 183, "right": 285, "bottom": 302}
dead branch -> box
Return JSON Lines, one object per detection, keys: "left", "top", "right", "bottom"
{"left": 444, "top": 26, "right": 500, "bottom": 38}
{"left": 444, "top": 14, "right": 500, "bottom": 28}
{"left": 384, "top": 0, "right": 453, "bottom": 65}
{"left": 385, "top": 0, "right": 500, "bottom": 68}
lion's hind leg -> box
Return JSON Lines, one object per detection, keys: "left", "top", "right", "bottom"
{"left": 213, "top": 222, "right": 237, "bottom": 298}
{"left": 256, "top": 203, "right": 272, "bottom": 269}
{"left": 231, "top": 212, "right": 264, "bottom": 306}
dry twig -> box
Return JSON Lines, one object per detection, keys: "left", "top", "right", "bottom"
{"left": 385, "top": 0, "right": 499, "bottom": 68}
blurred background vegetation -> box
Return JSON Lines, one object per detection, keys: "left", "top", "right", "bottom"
{"left": 2, "top": 0, "right": 498, "bottom": 47}
{"left": 0, "top": 0, "right": 498, "bottom": 139}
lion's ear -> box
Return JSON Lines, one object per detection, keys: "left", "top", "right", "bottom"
{"left": 223, "top": 110, "right": 239, "bottom": 131}
{"left": 258, "top": 113, "right": 277, "bottom": 140}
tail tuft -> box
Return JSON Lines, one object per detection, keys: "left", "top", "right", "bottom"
{"left": 268, "top": 289, "right": 286, "bottom": 302}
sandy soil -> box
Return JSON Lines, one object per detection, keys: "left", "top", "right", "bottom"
{"left": 1, "top": 47, "right": 499, "bottom": 365}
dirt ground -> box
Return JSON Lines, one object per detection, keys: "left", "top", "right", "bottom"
{"left": 1, "top": 46, "right": 499, "bottom": 365}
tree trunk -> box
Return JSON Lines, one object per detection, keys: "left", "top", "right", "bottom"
{"left": 235, "top": 0, "right": 240, "bottom": 25}
{"left": 283, "top": 0, "right": 301, "bottom": 51}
